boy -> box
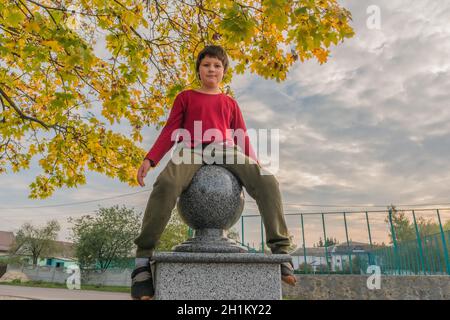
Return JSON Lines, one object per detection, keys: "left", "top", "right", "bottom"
{"left": 131, "top": 45, "right": 296, "bottom": 300}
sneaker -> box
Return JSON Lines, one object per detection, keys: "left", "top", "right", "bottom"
{"left": 131, "top": 261, "right": 154, "bottom": 300}
{"left": 281, "top": 261, "right": 297, "bottom": 286}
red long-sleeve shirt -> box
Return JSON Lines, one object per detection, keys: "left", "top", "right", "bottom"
{"left": 145, "top": 89, "right": 257, "bottom": 166}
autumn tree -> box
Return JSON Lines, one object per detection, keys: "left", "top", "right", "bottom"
{"left": 10, "top": 219, "right": 61, "bottom": 265}
{"left": 0, "top": 1, "right": 354, "bottom": 198}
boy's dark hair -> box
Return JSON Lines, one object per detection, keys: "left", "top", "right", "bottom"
{"left": 195, "top": 45, "right": 229, "bottom": 79}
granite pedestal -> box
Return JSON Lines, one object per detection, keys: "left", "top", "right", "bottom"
{"left": 152, "top": 252, "right": 291, "bottom": 300}
{"left": 153, "top": 165, "right": 291, "bottom": 300}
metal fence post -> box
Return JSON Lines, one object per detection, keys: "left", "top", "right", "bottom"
{"left": 365, "top": 211, "right": 373, "bottom": 249}
{"left": 241, "top": 215, "right": 245, "bottom": 247}
{"left": 412, "top": 240, "right": 420, "bottom": 275}
{"left": 300, "top": 214, "right": 308, "bottom": 274}
{"left": 388, "top": 208, "right": 400, "bottom": 274}
{"left": 434, "top": 234, "right": 443, "bottom": 274}
{"left": 343, "top": 212, "right": 352, "bottom": 274}
{"left": 412, "top": 210, "right": 425, "bottom": 274}
{"left": 365, "top": 211, "right": 376, "bottom": 267}
{"left": 260, "top": 218, "right": 265, "bottom": 253}
{"left": 321, "top": 213, "right": 330, "bottom": 273}
{"left": 436, "top": 209, "right": 450, "bottom": 275}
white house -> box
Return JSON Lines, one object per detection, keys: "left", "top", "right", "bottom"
{"left": 0, "top": 230, "right": 77, "bottom": 268}
{"left": 290, "top": 247, "right": 328, "bottom": 272}
{"left": 330, "top": 241, "right": 373, "bottom": 272}
{"left": 291, "top": 241, "right": 374, "bottom": 273}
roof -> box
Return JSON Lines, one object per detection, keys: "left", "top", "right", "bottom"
{"left": 0, "top": 231, "right": 14, "bottom": 252}
{"left": 291, "top": 241, "right": 377, "bottom": 257}
{"left": 331, "top": 241, "right": 372, "bottom": 254}
{"left": 291, "top": 247, "right": 326, "bottom": 257}
{"left": 48, "top": 241, "right": 75, "bottom": 259}
{"left": 45, "top": 256, "right": 77, "bottom": 262}
{"left": 0, "top": 231, "right": 75, "bottom": 258}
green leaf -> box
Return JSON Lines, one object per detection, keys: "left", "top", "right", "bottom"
{"left": 5, "top": 10, "right": 25, "bottom": 28}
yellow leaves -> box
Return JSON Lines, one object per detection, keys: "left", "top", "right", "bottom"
{"left": 121, "top": 11, "right": 140, "bottom": 27}
{"left": 41, "top": 40, "right": 61, "bottom": 52}
{"left": 318, "top": 0, "right": 330, "bottom": 9}
{"left": 312, "top": 48, "right": 329, "bottom": 64}
{"left": 28, "top": 144, "right": 38, "bottom": 156}
{"left": 24, "top": 21, "right": 41, "bottom": 33}
{"left": 17, "top": 38, "right": 26, "bottom": 49}
{"left": 29, "top": 175, "right": 55, "bottom": 199}
{"left": 0, "top": 0, "right": 355, "bottom": 199}
{"left": 35, "top": 94, "right": 52, "bottom": 106}
{"left": 132, "top": 130, "right": 142, "bottom": 143}
{"left": 4, "top": 8, "right": 25, "bottom": 28}
{"left": 131, "top": 89, "right": 141, "bottom": 98}
{"left": 87, "top": 139, "right": 101, "bottom": 151}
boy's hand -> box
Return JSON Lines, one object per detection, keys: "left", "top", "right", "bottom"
{"left": 137, "top": 159, "right": 153, "bottom": 187}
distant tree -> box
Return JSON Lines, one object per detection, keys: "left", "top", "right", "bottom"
{"left": 155, "top": 208, "right": 189, "bottom": 252}
{"left": 342, "top": 255, "right": 363, "bottom": 274}
{"left": 386, "top": 205, "right": 415, "bottom": 242}
{"left": 298, "top": 262, "right": 313, "bottom": 273}
{"left": 10, "top": 220, "right": 61, "bottom": 265}
{"left": 386, "top": 205, "right": 449, "bottom": 243}
{"left": 69, "top": 205, "right": 141, "bottom": 271}
{"left": 314, "top": 237, "right": 338, "bottom": 247}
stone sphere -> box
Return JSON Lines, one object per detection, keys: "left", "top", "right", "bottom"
{"left": 177, "top": 165, "right": 244, "bottom": 230}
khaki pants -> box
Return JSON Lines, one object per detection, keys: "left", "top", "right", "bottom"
{"left": 134, "top": 144, "right": 292, "bottom": 257}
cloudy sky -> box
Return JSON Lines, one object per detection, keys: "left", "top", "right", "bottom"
{"left": 1, "top": 0, "right": 450, "bottom": 248}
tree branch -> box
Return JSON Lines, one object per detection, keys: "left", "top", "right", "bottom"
{"left": 0, "top": 87, "right": 50, "bottom": 130}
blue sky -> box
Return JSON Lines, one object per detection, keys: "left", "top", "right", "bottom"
{"left": 1, "top": 0, "right": 450, "bottom": 248}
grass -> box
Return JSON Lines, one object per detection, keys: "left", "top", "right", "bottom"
{"left": 0, "top": 279, "right": 130, "bottom": 293}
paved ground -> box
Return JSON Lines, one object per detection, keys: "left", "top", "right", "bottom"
{"left": 0, "top": 285, "right": 131, "bottom": 300}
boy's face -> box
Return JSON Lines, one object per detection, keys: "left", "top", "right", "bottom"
{"left": 198, "top": 55, "right": 224, "bottom": 88}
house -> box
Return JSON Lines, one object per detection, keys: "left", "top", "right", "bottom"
{"left": 38, "top": 241, "right": 77, "bottom": 268}
{"left": 0, "top": 231, "right": 15, "bottom": 277}
{"left": 330, "top": 241, "right": 374, "bottom": 272}
{"left": 41, "top": 256, "right": 78, "bottom": 268}
{"left": 290, "top": 247, "right": 328, "bottom": 272}
{"left": 0, "top": 230, "right": 77, "bottom": 268}
{"left": 0, "top": 231, "right": 14, "bottom": 256}
{"left": 291, "top": 241, "right": 375, "bottom": 273}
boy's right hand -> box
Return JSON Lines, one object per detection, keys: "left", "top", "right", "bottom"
{"left": 137, "top": 159, "right": 153, "bottom": 187}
